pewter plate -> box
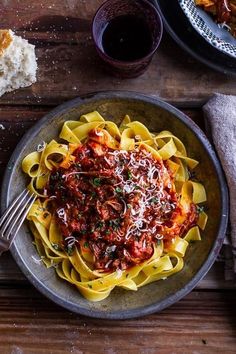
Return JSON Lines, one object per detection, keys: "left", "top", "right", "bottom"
{"left": 0, "top": 92, "right": 228, "bottom": 319}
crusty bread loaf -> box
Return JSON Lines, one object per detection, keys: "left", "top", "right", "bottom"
{"left": 0, "top": 30, "right": 37, "bottom": 97}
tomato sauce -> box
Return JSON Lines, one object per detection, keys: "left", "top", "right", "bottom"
{"left": 215, "top": 0, "right": 232, "bottom": 23}
{"left": 47, "top": 129, "right": 197, "bottom": 271}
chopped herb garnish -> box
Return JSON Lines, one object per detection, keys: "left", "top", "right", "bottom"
{"left": 93, "top": 178, "right": 101, "bottom": 187}
{"left": 156, "top": 239, "right": 161, "bottom": 245}
{"left": 91, "top": 191, "right": 97, "bottom": 198}
{"left": 127, "top": 204, "right": 132, "bottom": 209}
{"left": 58, "top": 185, "right": 66, "bottom": 190}
{"left": 115, "top": 187, "right": 122, "bottom": 193}
{"left": 52, "top": 243, "right": 60, "bottom": 251}
{"left": 127, "top": 170, "right": 132, "bottom": 179}
{"left": 188, "top": 169, "right": 201, "bottom": 182}
{"left": 197, "top": 205, "right": 205, "bottom": 214}
{"left": 109, "top": 219, "right": 121, "bottom": 230}
{"left": 84, "top": 241, "right": 89, "bottom": 248}
{"left": 66, "top": 246, "right": 74, "bottom": 256}
{"left": 109, "top": 253, "right": 116, "bottom": 260}
{"left": 151, "top": 197, "right": 159, "bottom": 204}
{"left": 96, "top": 221, "right": 104, "bottom": 229}
{"left": 81, "top": 229, "right": 87, "bottom": 235}
{"left": 50, "top": 171, "right": 63, "bottom": 181}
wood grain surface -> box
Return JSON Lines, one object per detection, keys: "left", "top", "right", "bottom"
{"left": 0, "top": 0, "right": 235, "bottom": 106}
{"left": 0, "top": 0, "right": 236, "bottom": 353}
{"left": 0, "top": 287, "right": 235, "bottom": 354}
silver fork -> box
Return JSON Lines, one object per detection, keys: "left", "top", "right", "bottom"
{"left": 0, "top": 189, "right": 37, "bottom": 255}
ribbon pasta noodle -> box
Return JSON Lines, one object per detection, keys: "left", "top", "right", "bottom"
{"left": 22, "top": 111, "right": 208, "bottom": 302}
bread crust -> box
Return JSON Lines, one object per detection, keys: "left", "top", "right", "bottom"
{"left": 0, "top": 29, "right": 37, "bottom": 97}
{"left": 0, "top": 30, "right": 13, "bottom": 57}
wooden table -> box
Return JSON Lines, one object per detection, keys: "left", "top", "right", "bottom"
{"left": 0, "top": 1, "right": 236, "bottom": 353}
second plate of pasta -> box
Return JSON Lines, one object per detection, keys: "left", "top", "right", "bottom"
{"left": 179, "top": 0, "right": 236, "bottom": 58}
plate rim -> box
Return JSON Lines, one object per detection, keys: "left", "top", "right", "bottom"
{"left": 0, "top": 91, "right": 229, "bottom": 319}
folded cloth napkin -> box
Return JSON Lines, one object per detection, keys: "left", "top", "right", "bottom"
{"left": 203, "top": 93, "right": 236, "bottom": 281}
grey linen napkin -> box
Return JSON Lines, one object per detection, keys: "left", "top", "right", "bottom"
{"left": 203, "top": 93, "right": 236, "bottom": 281}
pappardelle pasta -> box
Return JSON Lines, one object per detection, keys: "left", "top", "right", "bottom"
{"left": 22, "top": 111, "right": 208, "bottom": 302}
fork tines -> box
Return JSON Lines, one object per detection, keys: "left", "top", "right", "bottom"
{"left": 0, "top": 189, "right": 37, "bottom": 253}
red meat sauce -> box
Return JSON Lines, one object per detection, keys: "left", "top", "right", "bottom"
{"left": 46, "top": 129, "right": 198, "bottom": 271}
{"left": 214, "top": 0, "right": 232, "bottom": 23}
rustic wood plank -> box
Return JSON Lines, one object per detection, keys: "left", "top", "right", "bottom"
{"left": 0, "top": 0, "right": 235, "bottom": 106}
{"left": 0, "top": 34, "right": 233, "bottom": 107}
{"left": 0, "top": 287, "right": 235, "bottom": 353}
{"left": 1, "top": 0, "right": 101, "bottom": 29}
{"left": 0, "top": 106, "right": 46, "bottom": 172}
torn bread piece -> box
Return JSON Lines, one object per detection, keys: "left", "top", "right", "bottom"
{"left": 0, "top": 30, "right": 37, "bottom": 97}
